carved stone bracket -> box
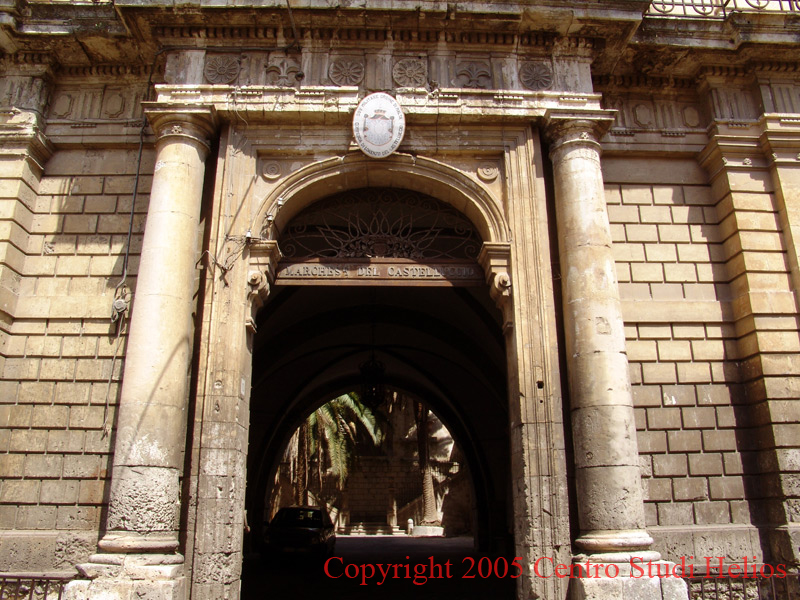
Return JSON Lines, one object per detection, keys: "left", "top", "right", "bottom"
{"left": 245, "top": 239, "right": 282, "bottom": 333}
{"left": 478, "top": 242, "right": 513, "bottom": 327}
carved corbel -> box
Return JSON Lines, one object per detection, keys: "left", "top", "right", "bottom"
{"left": 478, "top": 242, "right": 513, "bottom": 328}
{"left": 246, "top": 271, "right": 269, "bottom": 333}
{"left": 245, "top": 239, "right": 282, "bottom": 333}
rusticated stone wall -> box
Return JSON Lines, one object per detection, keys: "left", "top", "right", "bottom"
{"left": 0, "top": 147, "right": 153, "bottom": 572}
{"left": 604, "top": 158, "right": 756, "bottom": 560}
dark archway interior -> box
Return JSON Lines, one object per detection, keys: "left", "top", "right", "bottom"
{"left": 245, "top": 284, "right": 510, "bottom": 553}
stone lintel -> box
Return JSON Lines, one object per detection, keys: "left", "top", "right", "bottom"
{"left": 152, "top": 85, "right": 608, "bottom": 126}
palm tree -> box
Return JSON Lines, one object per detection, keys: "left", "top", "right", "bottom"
{"left": 414, "top": 399, "right": 439, "bottom": 525}
{"left": 291, "top": 392, "right": 383, "bottom": 505}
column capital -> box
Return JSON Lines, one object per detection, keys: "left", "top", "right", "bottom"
{"left": 759, "top": 114, "right": 800, "bottom": 167}
{"left": 542, "top": 109, "right": 616, "bottom": 149}
{"left": 143, "top": 103, "right": 218, "bottom": 153}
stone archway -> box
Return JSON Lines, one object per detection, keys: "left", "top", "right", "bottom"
{"left": 187, "top": 133, "right": 571, "bottom": 600}
{"left": 245, "top": 185, "right": 510, "bottom": 551}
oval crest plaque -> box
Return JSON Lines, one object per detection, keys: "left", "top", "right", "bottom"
{"left": 352, "top": 92, "right": 406, "bottom": 159}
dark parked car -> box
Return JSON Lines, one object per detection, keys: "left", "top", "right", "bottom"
{"left": 264, "top": 506, "right": 336, "bottom": 557}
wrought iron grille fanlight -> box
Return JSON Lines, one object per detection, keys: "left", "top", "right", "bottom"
{"left": 278, "top": 188, "right": 482, "bottom": 260}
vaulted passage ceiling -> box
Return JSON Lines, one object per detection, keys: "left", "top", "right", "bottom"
{"left": 247, "top": 284, "right": 510, "bottom": 550}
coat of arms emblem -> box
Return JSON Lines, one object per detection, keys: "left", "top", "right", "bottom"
{"left": 363, "top": 109, "right": 394, "bottom": 146}
{"left": 353, "top": 93, "right": 406, "bottom": 159}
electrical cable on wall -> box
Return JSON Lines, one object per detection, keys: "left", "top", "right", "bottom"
{"left": 98, "top": 24, "right": 304, "bottom": 435}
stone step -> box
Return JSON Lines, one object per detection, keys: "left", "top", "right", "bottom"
{"left": 338, "top": 522, "right": 406, "bottom": 536}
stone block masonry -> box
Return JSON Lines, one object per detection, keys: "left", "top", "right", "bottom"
{"left": 606, "top": 149, "right": 798, "bottom": 565}
{"left": 0, "top": 4, "right": 798, "bottom": 600}
{"left": 0, "top": 144, "right": 154, "bottom": 573}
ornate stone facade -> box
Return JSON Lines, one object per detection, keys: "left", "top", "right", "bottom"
{"left": 0, "top": 2, "right": 798, "bottom": 600}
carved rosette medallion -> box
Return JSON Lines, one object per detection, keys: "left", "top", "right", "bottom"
{"left": 477, "top": 162, "right": 499, "bottom": 182}
{"left": 329, "top": 59, "right": 365, "bottom": 86}
{"left": 204, "top": 55, "right": 240, "bottom": 84}
{"left": 262, "top": 160, "right": 282, "bottom": 181}
{"left": 456, "top": 62, "right": 492, "bottom": 89}
{"left": 393, "top": 59, "right": 427, "bottom": 88}
{"left": 519, "top": 62, "right": 553, "bottom": 91}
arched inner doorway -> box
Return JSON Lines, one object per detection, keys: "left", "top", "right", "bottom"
{"left": 266, "top": 388, "right": 476, "bottom": 538}
{"left": 246, "top": 284, "right": 509, "bottom": 551}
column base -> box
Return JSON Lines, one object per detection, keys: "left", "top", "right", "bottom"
{"left": 63, "top": 553, "right": 186, "bottom": 600}
{"left": 575, "top": 529, "right": 654, "bottom": 553}
{"left": 568, "top": 554, "right": 689, "bottom": 600}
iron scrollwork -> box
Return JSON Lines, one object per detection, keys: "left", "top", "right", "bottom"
{"left": 278, "top": 188, "right": 482, "bottom": 260}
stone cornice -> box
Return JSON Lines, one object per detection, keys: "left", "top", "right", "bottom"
{"left": 153, "top": 25, "right": 560, "bottom": 50}
{"left": 638, "top": 8, "right": 800, "bottom": 50}
{"left": 0, "top": 1, "right": 647, "bottom": 71}
{"left": 152, "top": 85, "right": 605, "bottom": 126}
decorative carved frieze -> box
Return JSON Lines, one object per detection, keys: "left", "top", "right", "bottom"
{"left": 393, "top": 59, "right": 428, "bottom": 88}
{"left": 456, "top": 61, "right": 492, "bottom": 89}
{"left": 519, "top": 62, "right": 553, "bottom": 91}
{"left": 329, "top": 59, "right": 365, "bottom": 86}
{"left": 48, "top": 85, "right": 147, "bottom": 121}
{"left": 602, "top": 95, "right": 707, "bottom": 133}
{"left": 266, "top": 59, "right": 301, "bottom": 86}
{"left": 204, "top": 55, "right": 240, "bottom": 84}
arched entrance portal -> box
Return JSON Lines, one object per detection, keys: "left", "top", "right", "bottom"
{"left": 190, "top": 142, "right": 570, "bottom": 600}
{"left": 245, "top": 186, "right": 511, "bottom": 555}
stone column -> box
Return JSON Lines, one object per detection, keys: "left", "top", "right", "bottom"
{"left": 65, "top": 106, "right": 216, "bottom": 600}
{"left": 545, "top": 115, "right": 687, "bottom": 600}
{"left": 100, "top": 106, "right": 216, "bottom": 553}
{"left": 546, "top": 116, "right": 650, "bottom": 553}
